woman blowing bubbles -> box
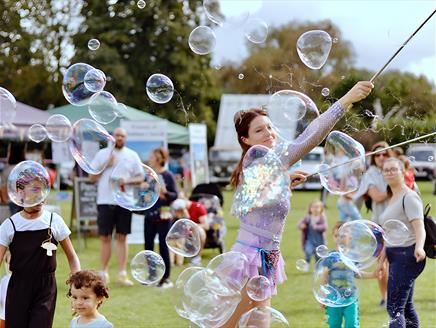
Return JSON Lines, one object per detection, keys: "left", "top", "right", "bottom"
{"left": 222, "top": 81, "right": 373, "bottom": 327}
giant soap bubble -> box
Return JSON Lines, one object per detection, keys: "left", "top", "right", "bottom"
{"left": 166, "top": 219, "right": 202, "bottom": 257}
{"left": 46, "top": 114, "right": 72, "bottom": 142}
{"left": 319, "top": 131, "right": 366, "bottom": 195}
{"left": 0, "top": 87, "right": 16, "bottom": 125}
{"left": 146, "top": 74, "right": 174, "bottom": 104}
{"left": 188, "top": 26, "right": 216, "bottom": 55}
{"left": 68, "top": 118, "right": 115, "bottom": 175}
{"left": 296, "top": 30, "right": 332, "bottom": 69}
{"left": 203, "top": 0, "right": 262, "bottom": 27}
{"left": 111, "top": 161, "right": 161, "bottom": 211}
{"left": 239, "top": 306, "right": 290, "bottom": 327}
{"left": 267, "top": 90, "right": 319, "bottom": 142}
{"left": 7, "top": 160, "right": 50, "bottom": 207}
{"left": 382, "top": 219, "right": 409, "bottom": 246}
{"left": 337, "top": 220, "right": 377, "bottom": 263}
{"left": 88, "top": 91, "right": 118, "bottom": 125}
{"left": 62, "top": 63, "right": 95, "bottom": 106}
{"left": 131, "top": 250, "right": 165, "bottom": 285}
{"left": 174, "top": 266, "right": 204, "bottom": 319}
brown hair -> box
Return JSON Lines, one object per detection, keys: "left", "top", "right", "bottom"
{"left": 369, "top": 141, "right": 395, "bottom": 166}
{"left": 332, "top": 221, "right": 345, "bottom": 234}
{"left": 383, "top": 157, "right": 406, "bottom": 198}
{"left": 152, "top": 148, "right": 169, "bottom": 167}
{"left": 307, "top": 200, "right": 325, "bottom": 216}
{"left": 230, "top": 108, "right": 269, "bottom": 187}
{"left": 66, "top": 270, "right": 109, "bottom": 308}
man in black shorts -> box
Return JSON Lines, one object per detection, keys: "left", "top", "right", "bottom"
{"left": 90, "top": 128, "right": 143, "bottom": 286}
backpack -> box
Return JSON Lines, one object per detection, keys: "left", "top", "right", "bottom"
{"left": 402, "top": 195, "right": 436, "bottom": 259}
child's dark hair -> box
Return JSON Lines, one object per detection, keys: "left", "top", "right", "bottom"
{"left": 66, "top": 270, "right": 109, "bottom": 307}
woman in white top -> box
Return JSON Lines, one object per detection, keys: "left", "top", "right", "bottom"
{"left": 377, "top": 157, "right": 426, "bottom": 328}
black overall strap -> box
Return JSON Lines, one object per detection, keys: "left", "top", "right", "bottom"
{"left": 8, "top": 217, "right": 16, "bottom": 232}
{"left": 49, "top": 212, "right": 53, "bottom": 228}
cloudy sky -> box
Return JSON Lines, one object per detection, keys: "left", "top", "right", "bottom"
{"left": 211, "top": 0, "right": 436, "bottom": 84}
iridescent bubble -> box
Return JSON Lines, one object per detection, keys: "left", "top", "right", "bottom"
{"left": 88, "top": 91, "right": 118, "bottom": 124}
{"left": 188, "top": 26, "right": 216, "bottom": 55}
{"left": 239, "top": 306, "right": 289, "bottom": 327}
{"left": 84, "top": 69, "right": 106, "bottom": 93}
{"left": 337, "top": 220, "right": 377, "bottom": 263}
{"left": 166, "top": 219, "right": 202, "bottom": 257}
{"left": 321, "top": 87, "right": 330, "bottom": 97}
{"left": 111, "top": 162, "right": 160, "bottom": 211}
{"left": 28, "top": 124, "right": 47, "bottom": 143}
{"left": 46, "top": 114, "right": 72, "bottom": 142}
{"left": 203, "top": 0, "right": 263, "bottom": 27}
{"left": 114, "top": 102, "right": 127, "bottom": 118}
{"left": 296, "top": 30, "right": 332, "bottom": 69}
{"left": 87, "top": 38, "right": 100, "bottom": 51}
{"left": 0, "top": 87, "right": 17, "bottom": 125}
{"left": 130, "top": 250, "right": 165, "bottom": 285}
{"left": 268, "top": 90, "right": 319, "bottom": 141}
{"left": 68, "top": 118, "right": 115, "bottom": 175}
{"left": 313, "top": 252, "right": 358, "bottom": 307}
{"left": 62, "top": 63, "right": 95, "bottom": 106}
{"left": 319, "top": 131, "right": 366, "bottom": 195}
{"left": 146, "top": 73, "right": 174, "bottom": 104}
{"left": 7, "top": 160, "right": 51, "bottom": 207}
{"left": 296, "top": 259, "right": 309, "bottom": 272}
{"left": 137, "top": 0, "right": 146, "bottom": 9}
{"left": 382, "top": 219, "right": 409, "bottom": 246}
{"left": 238, "top": 73, "right": 244, "bottom": 80}
{"left": 246, "top": 275, "right": 272, "bottom": 301}
{"left": 316, "top": 245, "right": 329, "bottom": 258}
{"left": 244, "top": 18, "right": 268, "bottom": 44}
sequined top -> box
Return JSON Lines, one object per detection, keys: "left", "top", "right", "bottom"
{"left": 231, "top": 101, "right": 345, "bottom": 251}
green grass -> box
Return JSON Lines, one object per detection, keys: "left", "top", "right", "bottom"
{"left": 52, "top": 182, "right": 436, "bottom": 327}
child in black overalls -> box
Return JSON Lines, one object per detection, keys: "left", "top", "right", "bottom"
{"left": 0, "top": 174, "right": 80, "bottom": 328}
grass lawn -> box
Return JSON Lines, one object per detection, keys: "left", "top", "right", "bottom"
{"left": 52, "top": 182, "right": 436, "bottom": 327}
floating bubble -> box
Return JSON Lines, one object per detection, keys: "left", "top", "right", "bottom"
{"left": 382, "top": 219, "right": 409, "bottom": 246}
{"left": 131, "top": 250, "right": 165, "bottom": 285}
{"left": 239, "top": 306, "right": 289, "bottom": 327}
{"left": 0, "top": 87, "right": 17, "bottom": 125}
{"left": 244, "top": 18, "right": 268, "bottom": 44}
{"left": 87, "top": 38, "right": 100, "bottom": 51}
{"left": 7, "top": 160, "right": 51, "bottom": 207}
{"left": 111, "top": 161, "right": 160, "bottom": 211}
{"left": 296, "top": 259, "right": 309, "bottom": 272}
{"left": 333, "top": 37, "right": 339, "bottom": 43}
{"left": 46, "top": 114, "right": 72, "bottom": 142}
{"left": 188, "top": 26, "right": 216, "bottom": 55}
{"left": 166, "top": 219, "right": 202, "bottom": 257}
{"left": 296, "top": 30, "right": 332, "bottom": 69}
{"left": 88, "top": 91, "right": 118, "bottom": 124}
{"left": 114, "top": 102, "right": 127, "bottom": 118}
{"left": 68, "top": 118, "right": 115, "bottom": 175}
{"left": 146, "top": 73, "right": 174, "bottom": 104}
{"left": 84, "top": 69, "right": 106, "bottom": 93}
{"left": 316, "top": 245, "right": 329, "bottom": 258}
{"left": 337, "top": 220, "right": 377, "bottom": 263}
{"left": 313, "top": 251, "right": 358, "bottom": 307}
{"left": 246, "top": 275, "right": 272, "bottom": 301}
{"left": 203, "top": 0, "right": 262, "bottom": 27}
{"left": 319, "top": 131, "right": 366, "bottom": 195}
{"left": 238, "top": 73, "right": 244, "bottom": 80}
{"left": 62, "top": 63, "right": 95, "bottom": 106}
{"left": 28, "top": 124, "right": 47, "bottom": 143}
{"left": 137, "top": 0, "right": 146, "bottom": 9}
{"left": 429, "top": 156, "right": 434, "bottom": 161}
{"left": 174, "top": 266, "right": 204, "bottom": 319}
{"left": 321, "top": 87, "right": 330, "bottom": 97}
{"left": 267, "top": 90, "right": 319, "bottom": 141}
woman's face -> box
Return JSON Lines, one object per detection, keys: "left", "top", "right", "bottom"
{"left": 373, "top": 149, "right": 389, "bottom": 168}
{"left": 382, "top": 161, "right": 404, "bottom": 185}
{"left": 243, "top": 116, "right": 276, "bottom": 148}
{"left": 149, "top": 152, "right": 160, "bottom": 169}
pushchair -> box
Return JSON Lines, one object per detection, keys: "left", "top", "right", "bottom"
{"left": 190, "top": 183, "right": 226, "bottom": 254}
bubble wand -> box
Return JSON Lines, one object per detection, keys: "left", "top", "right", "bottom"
{"left": 370, "top": 9, "right": 436, "bottom": 82}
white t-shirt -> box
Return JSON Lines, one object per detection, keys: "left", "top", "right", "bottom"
{"left": 0, "top": 210, "right": 71, "bottom": 247}
{"left": 91, "top": 147, "right": 143, "bottom": 205}
{"left": 0, "top": 273, "right": 11, "bottom": 320}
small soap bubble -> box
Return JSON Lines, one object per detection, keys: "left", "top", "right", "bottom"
{"left": 87, "top": 39, "right": 100, "bottom": 51}
{"left": 28, "top": 124, "right": 47, "bottom": 143}
{"left": 321, "top": 88, "right": 330, "bottom": 97}
{"left": 131, "top": 250, "right": 165, "bottom": 285}
{"left": 238, "top": 73, "right": 244, "bottom": 80}
{"left": 137, "top": 0, "right": 146, "bottom": 9}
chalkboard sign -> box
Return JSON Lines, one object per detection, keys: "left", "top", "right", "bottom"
{"left": 74, "top": 177, "right": 98, "bottom": 219}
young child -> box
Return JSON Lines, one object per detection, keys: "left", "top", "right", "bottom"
{"left": 0, "top": 169, "right": 80, "bottom": 327}
{"left": 323, "top": 221, "right": 377, "bottom": 328}
{"left": 297, "top": 200, "right": 328, "bottom": 271}
{"left": 67, "top": 270, "right": 113, "bottom": 328}
{"left": 0, "top": 250, "right": 11, "bottom": 328}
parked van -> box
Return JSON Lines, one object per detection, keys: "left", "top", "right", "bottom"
{"left": 292, "top": 146, "right": 324, "bottom": 190}
{"left": 406, "top": 143, "right": 436, "bottom": 180}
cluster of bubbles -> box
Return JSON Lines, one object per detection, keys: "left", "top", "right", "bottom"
{"left": 173, "top": 251, "right": 288, "bottom": 327}
{"left": 318, "top": 131, "right": 366, "bottom": 195}
{"left": 28, "top": 114, "right": 72, "bottom": 144}
{"left": 131, "top": 250, "right": 165, "bottom": 285}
